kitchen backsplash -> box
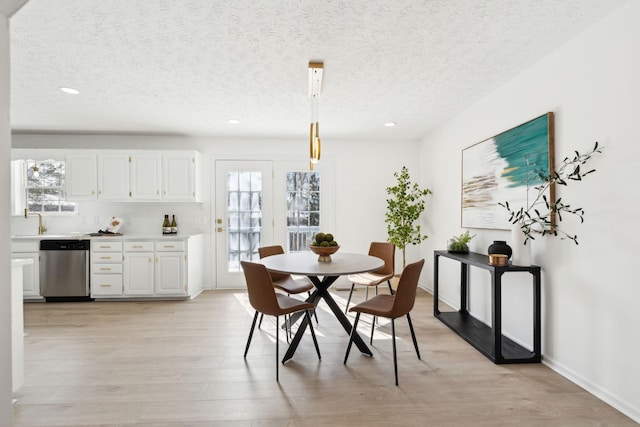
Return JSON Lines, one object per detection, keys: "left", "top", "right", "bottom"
{"left": 11, "top": 202, "right": 209, "bottom": 236}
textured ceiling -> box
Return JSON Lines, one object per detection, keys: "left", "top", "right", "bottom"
{"left": 9, "top": 0, "right": 630, "bottom": 140}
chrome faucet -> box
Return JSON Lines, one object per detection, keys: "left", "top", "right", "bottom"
{"left": 24, "top": 208, "right": 47, "bottom": 235}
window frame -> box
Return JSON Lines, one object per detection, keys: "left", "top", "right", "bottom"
{"left": 20, "top": 158, "right": 77, "bottom": 216}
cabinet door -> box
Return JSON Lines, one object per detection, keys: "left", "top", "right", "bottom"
{"left": 11, "top": 253, "right": 40, "bottom": 298}
{"left": 155, "top": 252, "right": 186, "bottom": 295}
{"left": 66, "top": 153, "right": 97, "bottom": 200}
{"left": 130, "top": 153, "right": 162, "bottom": 199}
{"left": 162, "top": 153, "right": 195, "bottom": 201}
{"left": 98, "top": 153, "right": 130, "bottom": 200}
{"left": 123, "top": 252, "right": 154, "bottom": 295}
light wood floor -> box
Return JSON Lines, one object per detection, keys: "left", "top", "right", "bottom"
{"left": 13, "top": 288, "right": 635, "bottom": 427}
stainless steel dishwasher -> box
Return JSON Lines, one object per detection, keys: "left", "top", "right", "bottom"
{"left": 40, "top": 239, "right": 91, "bottom": 301}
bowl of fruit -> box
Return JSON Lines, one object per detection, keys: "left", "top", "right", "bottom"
{"left": 309, "top": 232, "right": 340, "bottom": 262}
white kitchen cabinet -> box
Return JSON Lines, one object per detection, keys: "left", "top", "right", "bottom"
{"left": 12, "top": 259, "right": 32, "bottom": 393}
{"left": 155, "top": 252, "right": 186, "bottom": 295}
{"left": 64, "top": 149, "right": 202, "bottom": 202}
{"left": 123, "top": 242, "right": 155, "bottom": 295}
{"left": 11, "top": 251, "right": 40, "bottom": 298}
{"left": 154, "top": 241, "right": 187, "bottom": 295}
{"left": 162, "top": 151, "right": 202, "bottom": 201}
{"left": 66, "top": 153, "right": 98, "bottom": 200}
{"left": 91, "top": 241, "right": 123, "bottom": 297}
{"left": 97, "top": 153, "right": 130, "bottom": 200}
{"left": 89, "top": 235, "right": 203, "bottom": 300}
{"left": 130, "top": 153, "right": 162, "bottom": 200}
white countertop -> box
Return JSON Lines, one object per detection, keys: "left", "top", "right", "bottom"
{"left": 12, "top": 258, "right": 34, "bottom": 267}
{"left": 11, "top": 233, "right": 203, "bottom": 241}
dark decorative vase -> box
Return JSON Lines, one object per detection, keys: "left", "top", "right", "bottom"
{"left": 488, "top": 240, "right": 512, "bottom": 259}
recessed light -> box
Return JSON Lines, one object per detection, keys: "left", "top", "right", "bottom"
{"left": 228, "top": 119, "right": 240, "bottom": 124}
{"left": 59, "top": 87, "right": 80, "bottom": 95}
{"left": 384, "top": 122, "right": 397, "bottom": 127}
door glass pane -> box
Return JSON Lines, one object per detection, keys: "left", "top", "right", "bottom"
{"left": 286, "top": 171, "right": 320, "bottom": 252}
{"left": 226, "top": 171, "right": 263, "bottom": 272}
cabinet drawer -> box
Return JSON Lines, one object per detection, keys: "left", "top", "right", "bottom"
{"left": 92, "top": 263, "right": 123, "bottom": 274}
{"left": 91, "top": 274, "right": 123, "bottom": 296}
{"left": 92, "top": 253, "right": 122, "bottom": 264}
{"left": 155, "top": 241, "right": 185, "bottom": 252}
{"left": 124, "top": 241, "right": 154, "bottom": 252}
{"left": 11, "top": 241, "right": 40, "bottom": 252}
{"left": 92, "top": 242, "right": 123, "bottom": 252}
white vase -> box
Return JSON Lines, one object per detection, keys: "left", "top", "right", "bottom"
{"left": 510, "top": 225, "right": 531, "bottom": 266}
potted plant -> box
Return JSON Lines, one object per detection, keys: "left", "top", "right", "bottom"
{"left": 500, "top": 141, "right": 603, "bottom": 245}
{"left": 447, "top": 230, "right": 476, "bottom": 253}
{"left": 385, "top": 166, "right": 432, "bottom": 269}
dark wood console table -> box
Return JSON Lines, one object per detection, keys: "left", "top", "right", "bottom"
{"left": 433, "top": 250, "right": 541, "bottom": 364}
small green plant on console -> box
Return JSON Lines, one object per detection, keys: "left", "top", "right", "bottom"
{"left": 447, "top": 230, "right": 476, "bottom": 253}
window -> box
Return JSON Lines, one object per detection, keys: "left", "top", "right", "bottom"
{"left": 24, "top": 159, "right": 76, "bottom": 214}
{"left": 226, "top": 171, "right": 263, "bottom": 271}
{"left": 286, "top": 171, "right": 320, "bottom": 252}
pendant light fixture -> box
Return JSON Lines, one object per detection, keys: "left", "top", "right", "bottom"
{"left": 308, "top": 61, "right": 323, "bottom": 170}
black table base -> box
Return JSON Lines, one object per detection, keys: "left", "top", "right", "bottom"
{"left": 282, "top": 275, "right": 373, "bottom": 362}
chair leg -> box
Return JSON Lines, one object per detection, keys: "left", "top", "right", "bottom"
{"left": 387, "top": 279, "right": 394, "bottom": 295}
{"left": 345, "top": 283, "right": 355, "bottom": 313}
{"left": 285, "top": 315, "right": 291, "bottom": 343}
{"left": 370, "top": 287, "right": 378, "bottom": 326}
{"left": 258, "top": 312, "right": 264, "bottom": 329}
{"left": 370, "top": 314, "right": 375, "bottom": 345}
{"left": 244, "top": 311, "right": 259, "bottom": 358}
{"left": 306, "top": 310, "right": 321, "bottom": 359}
{"left": 308, "top": 291, "right": 318, "bottom": 323}
{"left": 275, "top": 315, "right": 280, "bottom": 382}
{"left": 391, "top": 318, "right": 398, "bottom": 386}
{"left": 406, "top": 313, "right": 421, "bottom": 360}
{"left": 343, "top": 312, "right": 361, "bottom": 364}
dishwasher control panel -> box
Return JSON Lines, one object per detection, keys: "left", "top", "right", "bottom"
{"left": 40, "top": 240, "right": 90, "bottom": 250}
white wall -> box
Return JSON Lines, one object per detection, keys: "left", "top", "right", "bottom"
{"left": 0, "top": 11, "right": 12, "bottom": 427}
{"left": 11, "top": 135, "right": 420, "bottom": 289}
{"left": 419, "top": 1, "right": 640, "bottom": 422}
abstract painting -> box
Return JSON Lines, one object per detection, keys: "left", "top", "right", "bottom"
{"left": 462, "top": 112, "right": 554, "bottom": 230}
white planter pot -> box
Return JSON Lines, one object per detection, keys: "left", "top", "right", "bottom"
{"left": 510, "top": 225, "right": 531, "bottom": 266}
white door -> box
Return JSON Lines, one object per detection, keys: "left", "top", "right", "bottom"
{"left": 215, "top": 160, "right": 273, "bottom": 288}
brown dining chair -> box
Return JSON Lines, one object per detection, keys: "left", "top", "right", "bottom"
{"left": 344, "top": 242, "right": 395, "bottom": 315}
{"left": 241, "top": 261, "right": 321, "bottom": 382}
{"left": 258, "top": 245, "right": 317, "bottom": 335}
{"left": 343, "top": 258, "right": 424, "bottom": 386}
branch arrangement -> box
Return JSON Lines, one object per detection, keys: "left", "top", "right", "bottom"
{"left": 499, "top": 141, "right": 602, "bottom": 245}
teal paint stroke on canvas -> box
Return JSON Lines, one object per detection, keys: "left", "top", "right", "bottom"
{"left": 495, "top": 115, "right": 549, "bottom": 188}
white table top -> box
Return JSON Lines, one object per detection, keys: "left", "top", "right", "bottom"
{"left": 258, "top": 252, "right": 384, "bottom": 276}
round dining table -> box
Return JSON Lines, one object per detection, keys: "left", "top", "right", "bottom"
{"left": 259, "top": 251, "right": 384, "bottom": 362}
